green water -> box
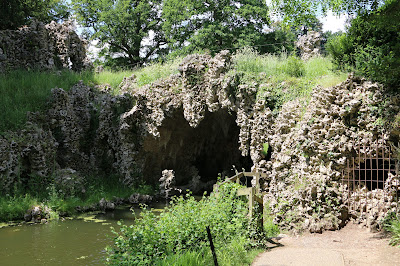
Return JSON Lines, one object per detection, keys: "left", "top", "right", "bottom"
{"left": 0, "top": 205, "right": 166, "bottom": 265}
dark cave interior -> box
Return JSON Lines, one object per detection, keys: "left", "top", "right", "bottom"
{"left": 352, "top": 158, "right": 397, "bottom": 190}
{"left": 142, "top": 108, "right": 253, "bottom": 189}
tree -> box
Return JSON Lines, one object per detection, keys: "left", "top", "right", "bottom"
{"left": 0, "top": 0, "right": 69, "bottom": 30}
{"left": 270, "top": 0, "right": 386, "bottom": 27}
{"left": 162, "top": 0, "right": 270, "bottom": 55}
{"left": 72, "top": 0, "right": 165, "bottom": 68}
{"left": 326, "top": 0, "right": 400, "bottom": 88}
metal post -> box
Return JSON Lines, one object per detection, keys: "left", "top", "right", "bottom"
{"left": 206, "top": 226, "right": 218, "bottom": 266}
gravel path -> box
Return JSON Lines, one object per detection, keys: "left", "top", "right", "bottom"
{"left": 252, "top": 222, "right": 400, "bottom": 266}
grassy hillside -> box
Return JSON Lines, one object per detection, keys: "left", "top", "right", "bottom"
{"left": 0, "top": 52, "right": 346, "bottom": 133}
{"left": 232, "top": 48, "right": 347, "bottom": 109}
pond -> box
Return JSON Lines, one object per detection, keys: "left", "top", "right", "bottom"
{"left": 0, "top": 204, "right": 166, "bottom": 265}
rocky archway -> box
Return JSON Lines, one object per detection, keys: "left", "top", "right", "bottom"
{"left": 141, "top": 108, "right": 252, "bottom": 190}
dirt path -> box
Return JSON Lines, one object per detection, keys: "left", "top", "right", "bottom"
{"left": 252, "top": 222, "right": 400, "bottom": 266}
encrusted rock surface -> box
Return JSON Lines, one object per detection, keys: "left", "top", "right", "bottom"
{"left": 261, "top": 74, "right": 400, "bottom": 233}
{"left": 1, "top": 51, "right": 400, "bottom": 232}
{"left": 0, "top": 20, "right": 91, "bottom": 72}
{"left": 296, "top": 31, "right": 322, "bottom": 60}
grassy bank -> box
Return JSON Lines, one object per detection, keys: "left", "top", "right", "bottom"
{"left": 232, "top": 47, "right": 348, "bottom": 110}
{"left": 0, "top": 57, "right": 181, "bottom": 133}
{"left": 0, "top": 175, "right": 154, "bottom": 222}
{"left": 0, "top": 53, "right": 346, "bottom": 133}
{"left": 106, "top": 182, "right": 278, "bottom": 265}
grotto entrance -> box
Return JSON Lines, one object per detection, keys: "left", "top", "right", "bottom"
{"left": 142, "top": 108, "right": 253, "bottom": 193}
{"left": 341, "top": 141, "right": 400, "bottom": 217}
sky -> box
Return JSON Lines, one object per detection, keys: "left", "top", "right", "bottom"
{"left": 321, "top": 11, "right": 348, "bottom": 32}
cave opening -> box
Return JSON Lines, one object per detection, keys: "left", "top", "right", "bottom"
{"left": 142, "top": 108, "right": 253, "bottom": 192}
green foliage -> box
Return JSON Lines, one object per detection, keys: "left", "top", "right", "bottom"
{"left": 0, "top": 172, "right": 154, "bottom": 221}
{"left": 271, "top": 0, "right": 386, "bottom": 27}
{"left": 162, "top": 0, "right": 270, "bottom": 55}
{"left": 0, "top": 195, "right": 37, "bottom": 222}
{"left": 282, "top": 55, "right": 305, "bottom": 77}
{"left": 384, "top": 215, "right": 400, "bottom": 246}
{"left": 262, "top": 143, "right": 270, "bottom": 157}
{"left": 326, "top": 33, "right": 353, "bottom": 69}
{"left": 72, "top": 0, "right": 165, "bottom": 67}
{"left": 264, "top": 204, "right": 280, "bottom": 237}
{"left": 106, "top": 183, "right": 268, "bottom": 265}
{"left": 0, "top": 0, "right": 70, "bottom": 30}
{"left": 327, "top": 0, "right": 400, "bottom": 88}
{"left": 154, "top": 240, "right": 263, "bottom": 266}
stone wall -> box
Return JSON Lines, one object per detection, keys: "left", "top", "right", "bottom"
{"left": 1, "top": 51, "right": 399, "bottom": 232}
{"left": 0, "top": 20, "right": 91, "bottom": 72}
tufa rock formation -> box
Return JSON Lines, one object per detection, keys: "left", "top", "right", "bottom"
{"left": 0, "top": 20, "right": 91, "bottom": 72}
{"left": 296, "top": 31, "right": 322, "bottom": 60}
{"left": 1, "top": 51, "right": 400, "bottom": 232}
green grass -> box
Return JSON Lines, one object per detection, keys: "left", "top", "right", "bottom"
{"left": 0, "top": 51, "right": 346, "bottom": 133}
{"left": 232, "top": 47, "right": 348, "bottom": 109}
{"left": 0, "top": 194, "right": 38, "bottom": 222}
{"left": 0, "top": 58, "right": 181, "bottom": 133}
{"left": 155, "top": 238, "right": 263, "bottom": 266}
{"left": 0, "top": 70, "right": 91, "bottom": 132}
{"left": 131, "top": 57, "right": 181, "bottom": 87}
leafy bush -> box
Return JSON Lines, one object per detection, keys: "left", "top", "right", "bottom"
{"left": 354, "top": 45, "right": 400, "bottom": 87}
{"left": 106, "top": 182, "right": 271, "bottom": 265}
{"left": 326, "top": 33, "right": 353, "bottom": 69}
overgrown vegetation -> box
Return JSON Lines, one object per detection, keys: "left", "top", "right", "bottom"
{"left": 383, "top": 213, "right": 400, "bottom": 246}
{"left": 232, "top": 47, "right": 347, "bottom": 110}
{"left": 0, "top": 174, "right": 154, "bottom": 222}
{"left": 106, "top": 182, "right": 277, "bottom": 265}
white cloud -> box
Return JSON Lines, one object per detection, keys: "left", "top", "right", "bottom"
{"left": 321, "top": 11, "right": 347, "bottom": 33}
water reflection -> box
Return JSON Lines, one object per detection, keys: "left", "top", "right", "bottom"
{"left": 0, "top": 203, "right": 165, "bottom": 265}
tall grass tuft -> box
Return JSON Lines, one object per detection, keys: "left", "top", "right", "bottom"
{"left": 132, "top": 57, "right": 181, "bottom": 88}
{"left": 385, "top": 217, "right": 400, "bottom": 246}
{"left": 232, "top": 47, "right": 345, "bottom": 81}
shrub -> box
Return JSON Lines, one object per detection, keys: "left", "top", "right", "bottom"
{"left": 353, "top": 45, "right": 400, "bottom": 87}
{"left": 326, "top": 33, "right": 353, "bottom": 70}
{"left": 106, "top": 182, "right": 270, "bottom": 265}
